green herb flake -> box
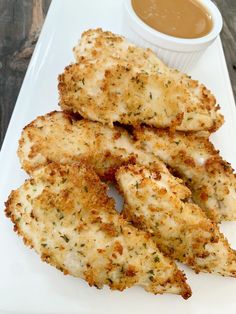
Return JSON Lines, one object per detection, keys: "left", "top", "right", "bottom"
{"left": 84, "top": 186, "right": 88, "bottom": 192}
{"left": 60, "top": 234, "right": 70, "bottom": 243}
{"left": 77, "top": 250, "right": 85, "bottom": 257}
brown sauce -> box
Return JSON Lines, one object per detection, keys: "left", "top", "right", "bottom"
{"left": 132, "top": 0, "right": 213, "bottom": 39}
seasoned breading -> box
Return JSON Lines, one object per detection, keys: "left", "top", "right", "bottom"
{"left": 134, "top": 128, "right": 236, "bottom": 221}
{"left": 58, "top": 28, "right": 224, "bottom": 132}
{"left": 5, "top": 163, "right": 191, "bottom": 298}
{"left": 116, "top": 165, "right": 236, "bottom": 276}
{"left": 17, "top": 111, "right": 190, "bottom": 199}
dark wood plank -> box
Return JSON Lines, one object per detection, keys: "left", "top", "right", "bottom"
{"left": 0, "top": 0, "right": 51, "bottom": 147}
{"left": 214, "top": 0, "right": 236, "bottom": 100}
{"left": 0, "top": 0, "right": 235, "bottom": 148}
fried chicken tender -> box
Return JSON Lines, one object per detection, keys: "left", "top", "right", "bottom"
{"left": 116, "top": 165, "right": 236, "bottom": 277}
{"left": 58, "top": 28, "right": 223, "bottom": 132}
{"left": 17, "top": 111, "right": 190, "bottom": 200}
{"left": 134, "top": 128, "right": 236, "bottom": 221}
{"left": 5, "top": 163, "right": 191, "bottom": 298}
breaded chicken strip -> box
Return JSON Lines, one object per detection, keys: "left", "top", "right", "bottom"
{"left": 58, "top": 28, "right": 223, "bottom": 132}
{"left": 134, "top": 128, "right": 236, "bottom": 221}
{"left": 5, "top": 163, "right": 191, "bottom": 298}
{"left": 17, "top": 111, "right": 190, "bottom": 199}
{"left": 116, "top": 165, "right": 236, "bottom": 277}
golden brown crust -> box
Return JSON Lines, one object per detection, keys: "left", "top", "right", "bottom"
{"left": 58, "top": 28, "right": 224, "bottom": 132}
{"left": 17, "top": 111, "right": 190, "bottom": 200}
{"left": 18, "top": 111, "right": 139, "bottom": 178}
{"left": 116, "top": 164, "right": 236, "bottom": 277}
{"left": 134, "top": 127, "right": 236, "bottom": 221}
{"left": 5, "top": 162, "right": 191, "bottom": 298}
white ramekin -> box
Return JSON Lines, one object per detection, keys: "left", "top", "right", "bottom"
{"left": 123, "top": 0, "right": 223, "bottom": 72}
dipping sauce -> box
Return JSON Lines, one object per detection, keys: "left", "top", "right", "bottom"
{"left": 131, "top": 0, "right": 213, "bottom": 39}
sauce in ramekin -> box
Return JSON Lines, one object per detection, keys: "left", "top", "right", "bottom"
{"left": 131, "top": 0, "right": 213, "bottom": 39}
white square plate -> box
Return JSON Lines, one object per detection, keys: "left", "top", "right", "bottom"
{"left": 0, "top": 0, "right": 236, "bottom": 313}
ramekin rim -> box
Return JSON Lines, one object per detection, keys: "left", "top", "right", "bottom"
{"left": 124, "top": 0, "right": 223, "bottom": 46}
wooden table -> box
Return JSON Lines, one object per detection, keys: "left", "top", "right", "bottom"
{"left": 0, "top": 0, "right": 235, "bottom": 147}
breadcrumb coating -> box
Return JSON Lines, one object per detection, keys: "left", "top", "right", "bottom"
{"left": 134, "top": 128, "right": 236, "bottom": 221}
{"left": 58, "top": 28, "right": 224, "bottom": 132}
{"left": 17, "top": 111, "right": 189, "bottom": 199}
{"left": 5, "top": 163, "right": 191, "bottom": 298}
{"left": 116, "top": 164, "right": 236, "bottom": 276}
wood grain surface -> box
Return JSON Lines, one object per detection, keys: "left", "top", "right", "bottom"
{"left": 0, "top": 0, "right": 235, "bottom": 148}
{"left": 0, "top": 0, "right": 51, "bottom": 147}
{"left": 214, "top": 0, "right": 236, "bottom": 97}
